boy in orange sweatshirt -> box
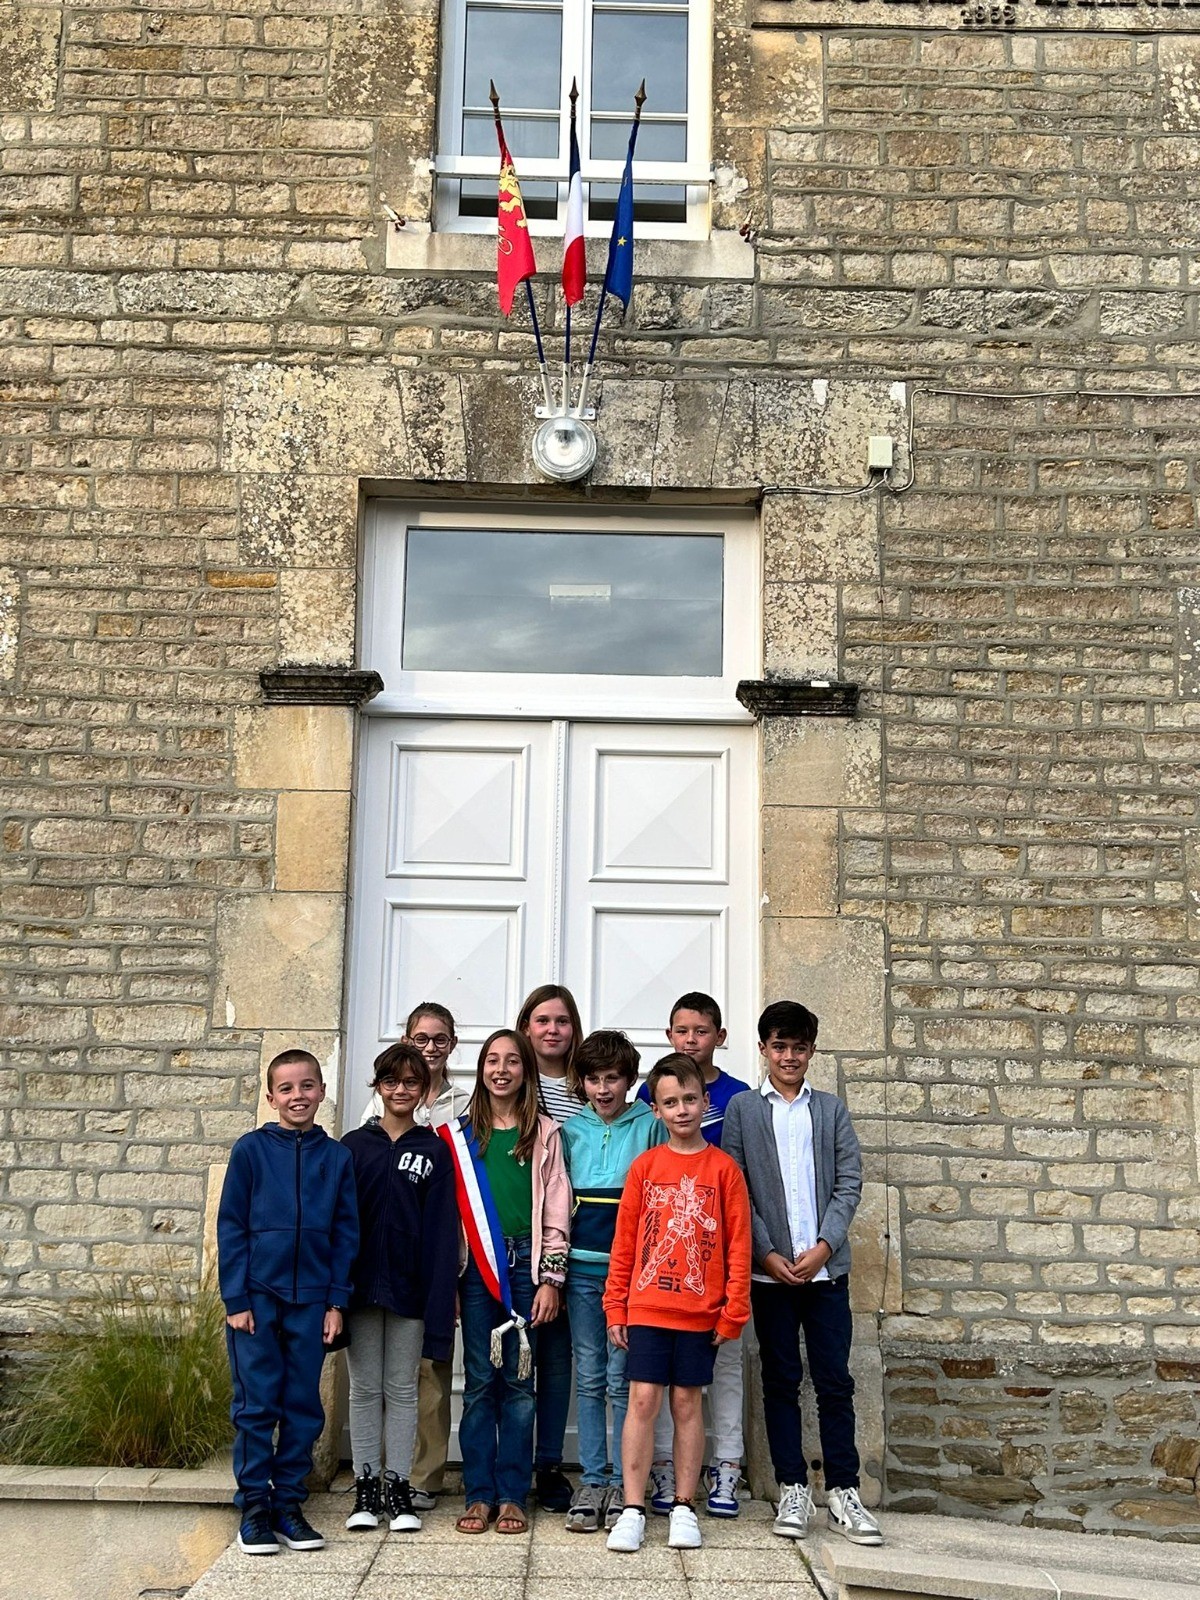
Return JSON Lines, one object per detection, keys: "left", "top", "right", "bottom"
{"left": 604, "top": 1054, "right": 752, "bottom": 1554}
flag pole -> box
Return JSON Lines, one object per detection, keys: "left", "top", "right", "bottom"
{"left": 562, "top": 80, "right": 580, "bottom": 410}
{"left": 491, "top": 80, "right": 553, "bottom": 411}
{"left": 577, "top": 80, "right": 644, "bottom": 417}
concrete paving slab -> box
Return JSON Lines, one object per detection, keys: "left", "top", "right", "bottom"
{"left": 524, "top": 1579, "right": 688, "bottom": 1600}
{"left": 679, "top": 1543, "right": 814, "bottom": 1579}
{"left": 91, "top": 1468, "right": 161, "bottom": 1502}
{"left": 0, "top": 1466, "right": 107, "bottom": 1500}
{"left": 688, "top": 1584, "right": 822, "bottom": 1600}
{"left": 357, "top": 1579, "right": 526, "bottom": 1600}
{"left": 145, "top": 1464, "right": 236, "bottom": 1502}
{"left": 528, "top": 1542, "right": 683, "bottom": 1577}
{"left": 818, "top": 1512, "right": 1200, "bottom": 1600}
{"left": 372, "top": 1539, "right": 530, "bottom": 1575}
{"left": 187, "top": 1573, "right": 361, "bottom": 1600}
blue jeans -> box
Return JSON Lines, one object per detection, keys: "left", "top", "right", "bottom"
{"left": 459, "top": 1239, "right": 538, "bottom": 1509}
{"left": 567, "top": 1274, "right": 627, "bottom": 1486}
{"left": 534, "top": 1290, "right": 572, "bottom": 1469}
{"left": 751, "top": 1275, "right": 859, "bottom": 1490}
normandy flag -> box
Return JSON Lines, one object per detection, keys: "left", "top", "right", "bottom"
{"left": 562, "top": 82, "right": 585, "bottom": 307}
{"left": 493, "top": 86, "right": 537, "bottom": 317}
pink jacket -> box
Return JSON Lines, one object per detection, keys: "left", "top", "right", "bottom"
{"left": 531, "top": 1113, "right": 571, "bottom": 1287}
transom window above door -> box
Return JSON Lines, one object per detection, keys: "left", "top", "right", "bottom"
{"left": 362, "top": 502, "right": 758, "bottom": 721}
{"left": 434, "top": 0, "right": 712, "bottom": 236}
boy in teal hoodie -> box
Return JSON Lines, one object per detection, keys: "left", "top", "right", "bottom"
{"left": 561, "top": 1030, "right": 665, "bottom": 1533}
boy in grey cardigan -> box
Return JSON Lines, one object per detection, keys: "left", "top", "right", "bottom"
{"left": 722, "top": 1001, "right": 883, "bottom": 1547}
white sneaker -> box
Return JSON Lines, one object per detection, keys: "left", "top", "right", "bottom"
{"left": 606, "top": 1505, "right": 646, "bottom": 1553}
{"left": 773, "top": 1482, "right": 813, "bottom": 1539}
{"left": 667, "top": 1503, "right": 702, "bottom": 1549}
{"left": 826, "top": 1486, "right": 883, "bottom": 1546}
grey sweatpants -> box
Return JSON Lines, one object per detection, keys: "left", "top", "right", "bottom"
{"left": 346, "top": 1307, "right": 425, "bottom": 1478}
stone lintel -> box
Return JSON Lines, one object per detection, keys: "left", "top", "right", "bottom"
{"left": 259, "top": 667, "right": 383, "bottom": 706}
{"left": 737, "top": 677, "right": 859, "bottom": 718}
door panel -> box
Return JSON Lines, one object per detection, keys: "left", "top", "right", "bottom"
{"left": 348, "top": 718, "right": 556, "bottom": 1123}
{"left": 562, "top": 722, "right": 755, "bottom": 1070}
{"left": 348, "top": 717, "right": 756, "bottom": 1123}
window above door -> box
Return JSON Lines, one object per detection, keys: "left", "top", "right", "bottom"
{"left": 362, "top": 500, "right": 758, "bottom": 721}
{"left": 434, "top": 0, "right": 712, "bottom": 238}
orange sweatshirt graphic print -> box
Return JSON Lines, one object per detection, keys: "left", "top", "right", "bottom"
{"left": 603, "top": 1143, "right": 752, "bottom": 1341}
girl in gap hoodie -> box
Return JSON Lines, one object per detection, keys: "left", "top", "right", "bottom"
{"left": 559, "top": 1031, "right": 665, "bottom": 1531}
{"left": 340, "top": 1042, "right": 458, "bottom": 1535}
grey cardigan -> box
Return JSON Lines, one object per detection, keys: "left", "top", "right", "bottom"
{"left": 722, "top": 1084, "right": 862, "bottom": 1279}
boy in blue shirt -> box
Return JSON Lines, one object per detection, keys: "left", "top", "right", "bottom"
{"left": 218, "top": 1048, "right": 359, "bottom": 1555}
{"left": 561, "top": 1030, "right": 664, "bottom": 1533}
{"left": 637, "top": 992, "right": 749, "bottom": 1516}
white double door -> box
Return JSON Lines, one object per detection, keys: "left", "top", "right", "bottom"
{"left": 347, "top": 716, "right": 756, "bottom": 1122}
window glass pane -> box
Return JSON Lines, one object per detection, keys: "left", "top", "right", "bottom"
{"left": 402, "top": 530, "right": 724, "bottom": 677}
{"left": 588, "top": 183, "right": 686, "bottom": 225}
{"left": 464, "top": 7, "right": 563, "bottom": 110}
{"left": 459, "top": 178, "right": 558, "bottom": 219}
{"left": 462, "top": 111, "right": 559, "bottom": 160}
{"left": 589, "top": 120, "right": 686, "bottom": 163}
{"left": 591, "top": 13, "right": 687, "bottom": 114}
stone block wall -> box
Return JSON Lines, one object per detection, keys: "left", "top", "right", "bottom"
{"left": 0, "top": 0, "right": 1198, "bottom": 1534}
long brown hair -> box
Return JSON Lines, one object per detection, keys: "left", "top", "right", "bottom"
{"left": 465, "top": 1029, "right": 541, "bottom": 1164}
{"left": 516, "top": 984, "right": 584, "bottom": 1099}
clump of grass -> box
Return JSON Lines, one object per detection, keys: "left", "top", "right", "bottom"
{"left": 1, "top": 1280, "right": 232, "bottom": 1469}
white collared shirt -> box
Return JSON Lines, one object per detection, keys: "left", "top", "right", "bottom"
{"left": 753, "top": 1077, "right": 829, "bottom": 1285}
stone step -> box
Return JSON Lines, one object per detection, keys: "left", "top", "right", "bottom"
{"left": 818, "top": 1512, "right": 1200, "bottom": 1600}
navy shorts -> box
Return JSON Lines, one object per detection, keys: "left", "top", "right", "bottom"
{"left": 626, "top": 1325, "right": 717, "bottom": 1388}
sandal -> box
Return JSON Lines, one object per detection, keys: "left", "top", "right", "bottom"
{"left": 456, "top": 1502, "right": 491, "bottom": 1534}
{"left": 495, "top": 1501, "right": 528, "bottom": 1534}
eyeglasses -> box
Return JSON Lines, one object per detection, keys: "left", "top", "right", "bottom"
{"left": 411, "top": 1033, "right": 453, "bottom": 1050}
{"left": 380, "top": 1078, "right": 424, "bottom": 1093}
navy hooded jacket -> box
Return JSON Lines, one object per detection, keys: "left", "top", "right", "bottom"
{"left": 217, "top": 1121, "right": 359, "bottom": 1315}
{"left": 340, "top": 1121, "right": 459, "bottom": 1363}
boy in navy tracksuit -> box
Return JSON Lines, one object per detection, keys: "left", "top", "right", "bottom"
{"left": 218, "top": 1049, "right": 359, "bottom": 1555}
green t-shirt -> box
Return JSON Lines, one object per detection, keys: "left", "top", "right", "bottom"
{"left": 482, "top": 1126, "right": 533, "bottom": 1238}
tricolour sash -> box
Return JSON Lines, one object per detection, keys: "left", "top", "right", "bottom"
{"left": 437, "top": 1115, "right": 532, "bottom": 1377}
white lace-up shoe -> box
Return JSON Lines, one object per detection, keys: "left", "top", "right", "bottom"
{"left": 772, "top": 1481, "right": 813, "bottom": 1539}
{"left": 826, "top": 1486, "right": 883, "bottom": 1545}
{"left": 667, "top": 1503, "right": 702, "bottom": 1549}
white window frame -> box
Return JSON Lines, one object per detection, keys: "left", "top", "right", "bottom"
{"left": 433, "top": 0, "right": 713, "bottom": 240}
{"left": 361, "top": 499, "right": 759, "bottom": 723}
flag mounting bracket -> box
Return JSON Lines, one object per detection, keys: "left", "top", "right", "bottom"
{"left": 531, "top": 410, "right": 597, "bottom": 483}
{"left": 535, "top": 401, "right": 595, "bottom": 421}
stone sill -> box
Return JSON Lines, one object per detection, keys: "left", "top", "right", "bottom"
{"left": 386, "top": 221, "right": 755, "bottom": 282}
{"left": 0, "top": 1462, "right": 234, "bottom": 1505}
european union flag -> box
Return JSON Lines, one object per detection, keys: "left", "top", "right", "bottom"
{"left": 602, "top": 114, "right": 640, "bottom": 308}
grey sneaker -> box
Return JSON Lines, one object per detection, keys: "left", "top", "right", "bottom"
{"left": 603, "top": 1485, "right": 625, "bottom": 1530}
{"left": 565, "top": 1482, "right": 605, "bottom": 1533}
{"left": 773, "top": 1482, "right": 813, "bottom": 1539}
{"left": 826, "top": 1486, "right": 883, "bottom": 1546}
{"left": 409, "top": 1487, "right": 437, "bottom": 1512}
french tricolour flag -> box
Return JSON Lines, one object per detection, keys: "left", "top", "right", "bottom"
{"left": 562, "top": 106, "right": 585, "bottom": 308}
